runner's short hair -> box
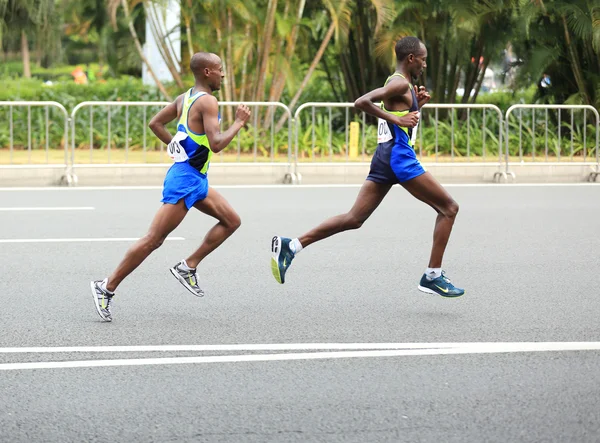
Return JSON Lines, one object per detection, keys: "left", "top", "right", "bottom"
{"left": 395, "top": 37, "right": 423, "bottom": 61}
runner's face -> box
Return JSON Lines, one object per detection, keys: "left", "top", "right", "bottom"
{"left": 410, "top": 46, "right": 427, "bottom": 78}
{"left": 207, "top": 61, "right": 224, "bottom": 91}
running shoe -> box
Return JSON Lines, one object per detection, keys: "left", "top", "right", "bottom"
{"left": 90, "top": 278, "right": 114, "bottom": 322}
{"left": 170, "top": 260, "right": 205, "bottom": 297}
{"left": 418, "top": 271, "right": 464, "bottom": 297}
{"left": 271, "top": 236, "right": 295, "bottom": 284}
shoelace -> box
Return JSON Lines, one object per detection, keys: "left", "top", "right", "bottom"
{"left": 441, "top": 272, "right": 453, "bottom": 285}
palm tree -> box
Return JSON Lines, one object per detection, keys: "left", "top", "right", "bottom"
{"left": 274, "top": 0, "right": 350, "bottom": 129}
{"left": 0, "top": 0, "right": 60, "bottom": 77}
{"left": 514, "top": 0, "right": 600, "bottom": 107}
{"left": 108, "top": 0, "right": 172, "bottom": 99}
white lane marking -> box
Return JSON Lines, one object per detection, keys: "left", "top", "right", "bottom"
{"left": 0, "top": 207, "right": 95, "bottom": 211}
{"left": 0, "top": 237, "right": 185, "bottom": 244}
{"left": 0, "top": 343, "right": 461, "bottom": 353}
{"left": 0, "top": 183, "right": 599, "bottom": 191}
{"left": 2, "top": 343, "right": 600, "bottom": 371}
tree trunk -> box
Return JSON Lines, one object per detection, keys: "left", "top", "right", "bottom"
{"left": 227, "top": 7, "right": 236, "bottom": 101}
{"left": 322, "top": 55, "right": 343, "bottom": 102}
{"left": 356, "top": 0, "right": 369, "bottom": 94}
{"left": 470, "top": 57, "right": 489, "bottom": 104}
{"left": 429, "top": 37, "right": 439, "bottom": 99}
{"left": 239, "top": 24, "right": 251, "bottom": 102}
{"left": 122, "top": 0, "right": 172, "bottom": 101}
{"left": 184, "top": 16, "right": 194, "bottom": 60}
{"left": 264, "top": 0, "right": 291, "bottom": 126}
{"left": 562, "top": 15, "right": 590, "bottom": 104}
{"left": 185, "top": 0, "right": 194, "bottom": 60}
{"left": 254, "top": 0, "right": 278, "bottom": 102}
{"left": 276, "top": 19, "right": 337, "bottom": 130}
{"left": 446, "top": 51, "right": 459, "bottom": 104}
{"left": 21, "top": 31, "right": 31, "bottom": 78}
{"left": 145, "top": 1, "right": 184, "bottom": 89}
{"left": 435, "top": 45, "right": 447, "bottom": 103}
{"left": 268, "top": 0, "right": 305, "bottom": 105}
{"left": 340, "top": 52, "right": 359, "bottom": 101}
{"left": 451, "top": 66, "right": 461, "bottom": 104}
{"left": 461, "top": 37, "right": 483, "bottom": 104}
{"left": 215, "top": 25, "right": 232, "bottom": 122}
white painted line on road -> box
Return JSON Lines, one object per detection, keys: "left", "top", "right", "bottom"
{"left": 0, "top": 343, "right": 461, "bottom": 353}
{"left": 0, "top": 237, "right": 185, "bottom": 244}
{"left": 2, "top": 343, "right": 600, "bottom": 371}
{"left": 0, "top": 183, "right": 599, "bottom": 191}
{"left": 0, "top": 207, "right": 95, "bottom": 211}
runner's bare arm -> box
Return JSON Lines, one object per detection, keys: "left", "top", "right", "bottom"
{"left": 200, "top": 96, "right": 251, "bottom": 153}
{"left": 149, "top": 97, "right": 181, "bottom": 145}
{"left": 354, "top": 80, "right": 419, "bottom": 128}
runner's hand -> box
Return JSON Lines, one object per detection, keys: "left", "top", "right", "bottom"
{"left": 397, "top": 111, "right": 420, "bottom": 128}
{"left": 415, "top": 85, "right": 431, "bottom": 105}
{"left": 235, "top": 104, "right": 251, "bottom": 128}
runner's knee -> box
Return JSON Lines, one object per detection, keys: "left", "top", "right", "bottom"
{"left": 143, "top": 233, "right": 166, "bottom": 251}
{"left": 344, "top": 213, "right": 365, "bottom": 230}
{"left": 443, "top": 200, "right": 459, "bottom": 218}
{"left": 224, "top": 211, "right": 241, "bottom": 232}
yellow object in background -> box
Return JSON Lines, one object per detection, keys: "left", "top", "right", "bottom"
{"left": 349, "top": 122, "right": 359, "bottom": 158}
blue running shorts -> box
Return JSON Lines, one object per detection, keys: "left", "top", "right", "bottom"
{"left": 161, "top": 162, "right": 209, "bottom": 209}
{"left": 367, "top": 139, "right": 426, "bottom": 184}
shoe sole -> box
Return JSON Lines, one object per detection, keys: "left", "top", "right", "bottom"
{"left": 169, "top": 267, "right": 205, "bottom": 297}
{"left": 270, "top": 236, "right": 283, "bottom": 284}
{"left": 418, "top": 285, "right": 465, "bottom": 298}
{"left": 89, "top": 281, "right": 112, "bottom": 322}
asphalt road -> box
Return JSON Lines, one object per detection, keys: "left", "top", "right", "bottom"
{"left": 1, "top": 183, "right": 599, "bottom": 442}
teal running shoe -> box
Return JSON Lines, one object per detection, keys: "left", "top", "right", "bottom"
{"left": 271, "top": 236, "right": 295, "bottom": 284}
{"left": 418, "top": 271, "right": 464, "bottom": 297}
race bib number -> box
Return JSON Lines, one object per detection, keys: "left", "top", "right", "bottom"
{"left": 377, "top": 118, "right": 393, "bottom": 144}
{"left": 167, "top": 132, "right": 189, "bottom": 162}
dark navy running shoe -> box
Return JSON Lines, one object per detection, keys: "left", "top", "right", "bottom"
{"left": 418, "top": 271, "right": 464, "bottom": 297}
{"left": 271, "top": 236, "right": 295, "bottom": 284}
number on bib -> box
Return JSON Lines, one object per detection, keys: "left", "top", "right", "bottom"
{"left": 377, "top": 118, "right": 393, "bottom": 144}
{"left": 167, "top": 132, "right": 190, "bottom": 162}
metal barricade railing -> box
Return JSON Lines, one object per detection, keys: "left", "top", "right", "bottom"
{"left": 293, "top": 102, "right": 367, "bottom": 164}
{"left": 71, "top": 101, "right": 170, "bottom": 166}
{"left": 70, "top": 100, "right": 294, "bottom": 182}
{"left": 293, "top": 102, "right": 506, "bottom": 182}
{"left": 418, "top": 103, "right": 506, "bottom": 181}
{"left": 0, "top": 101, "right": 70, "bottom": 181}
{"left": 505, "top": 104, "right": 600, "bottom": 181}
{"left": 5, "top": 99, "right": 599, "bottom": 185}
{"left": 218, "top": 101, "right": 293, "bottom": 165}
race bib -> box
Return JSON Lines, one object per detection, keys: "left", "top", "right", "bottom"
{"left": 167, "top": 132, "right": 189, "bottom": 162}
{"left": 377, "top": 118, "right": 393, "bottom": 144}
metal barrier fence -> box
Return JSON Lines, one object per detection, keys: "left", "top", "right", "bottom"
{"left": 293, "top": 102, "right": 507, "bottom": 181}
{"left": 70, "top": 101, "right": 169, "bottom": 165}
{"left": 70, "top": 101, "right": 293, "bottom": 162}
{"left": 0, "top": 101, "right": 70, "bottom": 168}
{"left": 69, "top": 100, "right": 294, "bottom": 183}
{"left": 505, "top": 104, "right": 600, "bottom": 182}
{"left": 293, "top": 102, "right": 364, "bottom": 161}
{"left": 2, "top": 99, "right": 600, "bottom": 184}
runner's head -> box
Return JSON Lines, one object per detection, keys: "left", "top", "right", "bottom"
{"left": 190, "top": 52, "right": 224, "bottom": 91}
{"left": 395, "top": 37, "right": 427, "bottom": 78}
